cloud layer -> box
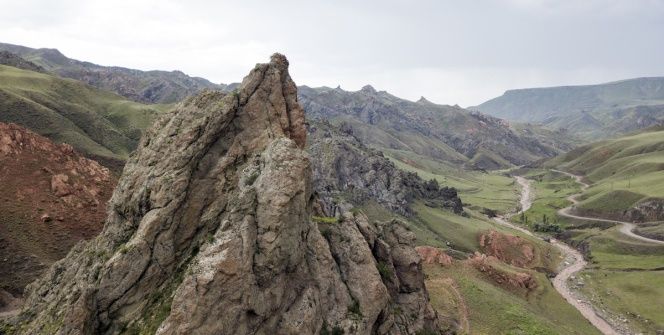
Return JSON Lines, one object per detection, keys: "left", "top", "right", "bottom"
{"left": 2, "top": 0, "right": 663, "bottom": 106}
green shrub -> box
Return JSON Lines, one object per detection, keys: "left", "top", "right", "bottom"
{"left": 376, "top": 261, "right": 393, "bottom": 280}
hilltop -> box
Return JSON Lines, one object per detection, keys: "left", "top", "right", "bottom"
{"left": 475, "top": 77, "right": 664, "bottom": 140}
{"left": 0, "top": 64, "right": 168, "bottom": 167}
{"left": 0, "top": 42, "right": 222, "bottom": 104}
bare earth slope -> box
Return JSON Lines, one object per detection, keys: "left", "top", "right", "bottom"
{"left": 0, "top": 123, "right": 115, "bottom": 311}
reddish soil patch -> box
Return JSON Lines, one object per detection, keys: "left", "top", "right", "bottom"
{"left": 468, "top": 253, "right": 537, "bottom": 292}
{"left": 0, "top": 123, "right": 116, "bottom": 297}
{"left": 479, "top": 230, "right": 535, "bottom": 268}
{"left": 416, "top": 246, "right": 454, "bottom": 266}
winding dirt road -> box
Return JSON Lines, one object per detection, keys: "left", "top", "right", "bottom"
{"left": 493, "top": 174, "right": 621, "bottom": 335}
{"left": 552, "top": 169, "right": 664, "bottom": 245}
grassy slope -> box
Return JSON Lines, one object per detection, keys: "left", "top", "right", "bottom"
{"left": 545, "top": 127, "right": 664, "bottom": 218}
{"left": 519, "top": 129, "right": 664, "bottom": 333}
{"left": 425, "top": 264, "right": 601, "bottom": 335}
{"left": 385, "top": 150, "right": 519, "bottom": 213}
{"left": 0, "top": 65, "right": 169, "bottom": 162}
{"left": 373, "top": 151, "right": 598, "bottom": 334}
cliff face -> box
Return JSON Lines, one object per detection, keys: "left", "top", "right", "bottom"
{"left": 10, "top": 55, "right": 441, "bottom": 334}
{"left": 308, "top": 120, "right": 463, "bottom": 217}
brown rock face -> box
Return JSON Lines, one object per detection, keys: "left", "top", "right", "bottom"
{"left": 11, "top": 55, "right": 440, "bottom": 334}
{"left": 478, "top": 230, "right": 535, "bottom": 268}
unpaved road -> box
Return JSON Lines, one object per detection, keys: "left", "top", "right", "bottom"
{"left": 552, "top": 169, "right": 664, "bottom": 245}
{"left": 492, "top": 176, "right": 535, "bottom": 237}
{"left": 494, "top": 173, "right": 621, "bottom": 335}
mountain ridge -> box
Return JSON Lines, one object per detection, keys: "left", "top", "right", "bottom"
{"left": 0, "top": 42, "right": 222, "bottom": 104}
{"left": 474, "top": 77, "right": 664, "bottom": 140}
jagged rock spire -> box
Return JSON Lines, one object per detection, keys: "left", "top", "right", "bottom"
{"left": 12, "top": 54, "right": 441, "bottom": 335}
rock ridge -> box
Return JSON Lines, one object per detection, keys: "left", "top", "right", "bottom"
{"left": 8, "top": 54, "right": 441, "bottom": 335}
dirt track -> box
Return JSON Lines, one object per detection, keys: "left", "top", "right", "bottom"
{"left": 552, "top": 169, "right": 664, "bottom": 245}
{"left": 494, "top": 174, "right": 621, "bottom": 335}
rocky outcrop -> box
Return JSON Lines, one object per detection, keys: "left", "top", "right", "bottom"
{"left": 9, "top": 55, "right": 441, "bottom": 334}
{"left": 416, "top": 247, "right": 454, "bottom": 267}
{"left": 308, "top": 120, "right": 463, "bottom": 217}
{"left": 468, "top": 253, "right": 537, "bottom": 291}
{"left": 624, "top": 198, "right": 664, "bottom": 222}
{"left": 478, "top": 230, "right": 535, "bottom": 268}
{"left": 0, "top": 51, "right": 45, "bottom": 73}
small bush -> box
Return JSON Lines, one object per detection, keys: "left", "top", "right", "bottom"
{"left": 320, "top": 321, "right": 344, "bottom": 335}
{"left": 347, "top": 297, "right": 362, "bottom": 318}
{"left": 376, "top": 261, "right": 393, "bottom": 280}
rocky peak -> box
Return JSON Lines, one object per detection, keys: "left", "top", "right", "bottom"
{"left": 10, "top": 55, "right": 441, "bottom": 334}
{"left": 361, "top": 84, "right": 377, "bottom": 94}
{"left": 417, "top": 96, "right": 432, "bottom": 105}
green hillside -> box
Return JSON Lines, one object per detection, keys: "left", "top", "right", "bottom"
{"left": 545, "top": 127, "right": 664, "bottom": 220}
{"left": 0, "top": 42, "right": 222, "bottom": 104}
{"left": 0, "top": 64, "right": 169, "bottom": 164}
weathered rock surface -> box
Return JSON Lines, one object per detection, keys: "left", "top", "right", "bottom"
{"left": 308, "top": 120, "right": 463, "bottom": 217}
{"left": 9, "top": 55, "right": 441, "bottom": 334}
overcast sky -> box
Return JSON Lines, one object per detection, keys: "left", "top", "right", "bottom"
{"left": 2, "top": 0, "right": 664, "bottom": 106}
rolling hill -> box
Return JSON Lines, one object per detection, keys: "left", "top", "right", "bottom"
{"left": 299, "top": 85, "right": 575, "bottom": 170}
{"left": 0, "top": 42, "right": 222, "bottom": 104}
{"left": 544, "top": 126, "right": 664, "bottom": 223}
{"left": 475, "top": 77, "right": 664, "bottom": 140}
{"left": 0, "top": 64, "right": 168, "bottom": 167}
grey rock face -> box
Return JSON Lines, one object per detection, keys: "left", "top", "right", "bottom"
{"left": 11, "top": 54, "right": 441, "bottom": 334}
{"left": 308, "top": 120, "right": 463, "bottom": 217}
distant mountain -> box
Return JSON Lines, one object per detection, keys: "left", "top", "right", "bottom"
{"left": 0, "top": 42, "right": 222, "bottom": 104}
{"left": 0, "top": 64, "right": 167, "bottom": 168}
{"left": 299, "top": 85, "right": 574, "bottom": 170}
{"left": 475, "top": 77, "right": 664, "bottom": 140}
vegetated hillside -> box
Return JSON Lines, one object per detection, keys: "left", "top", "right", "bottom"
{"left": 0, "top": 123, "right": 115, "bottom": 306}
{"left": 0, "top": 42, "right": 222, "bottom": 104}
{"left": 475, "top": 77, "right": 664, "bottom": 140}
{"left": 0, "top": 64, "right": 169, "bottom": 167}
{"left": 299, "top": 85, "right": 573, "bottom": 170}
{"left": 0, "top": 51, "right": 45, "bottom": 73}
{"left": 545, "top": 126, "right": 664, "bottom": 222}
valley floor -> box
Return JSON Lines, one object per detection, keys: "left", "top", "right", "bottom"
{"left": 512, "top": 169, "right": 664, "bottom": 334}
